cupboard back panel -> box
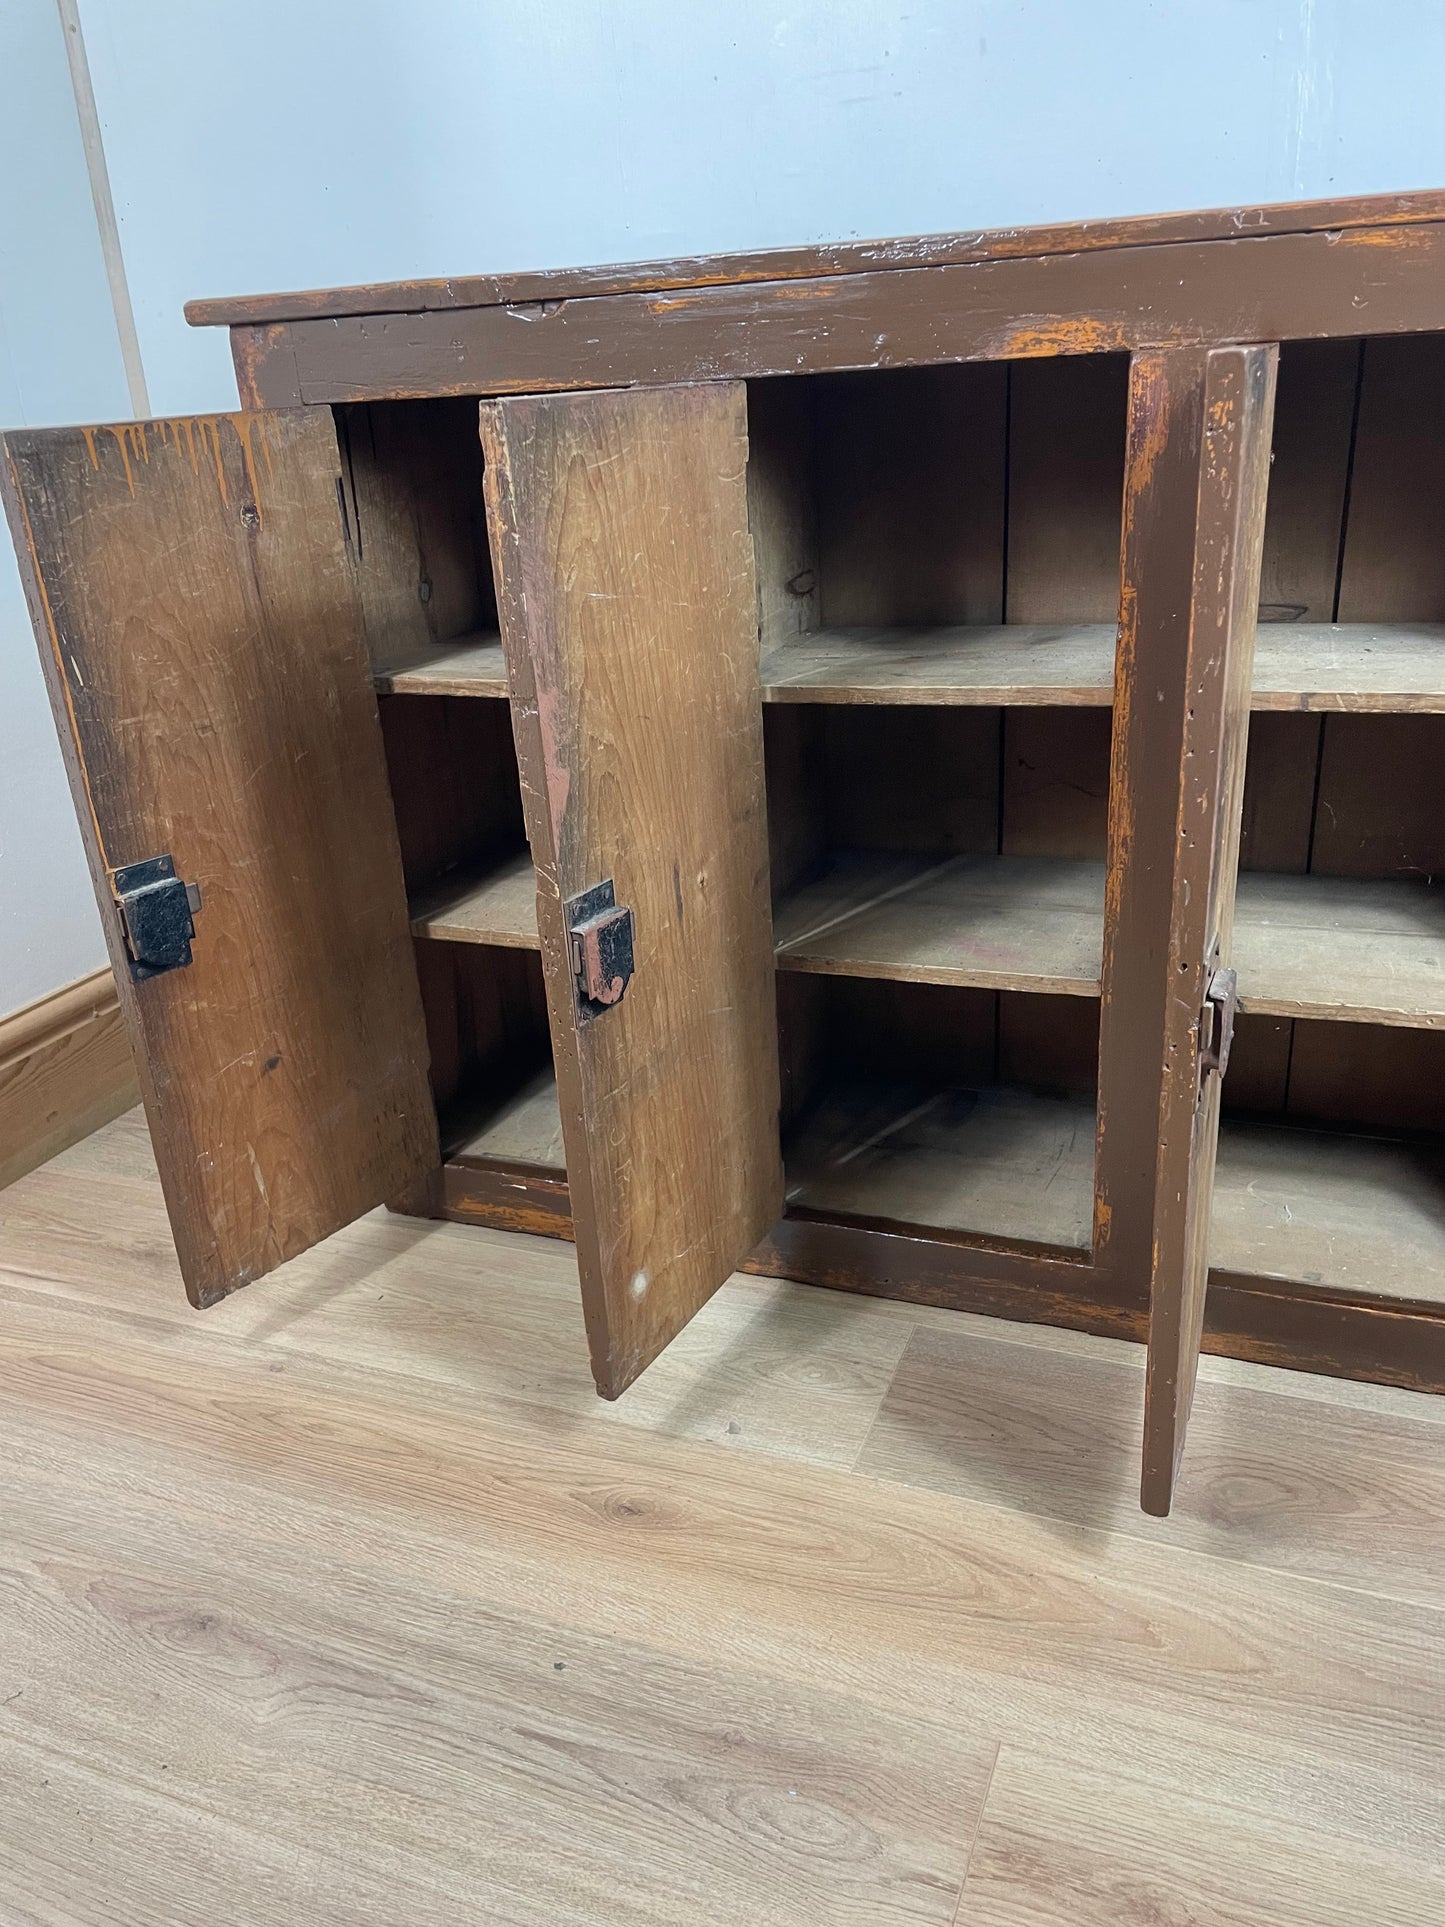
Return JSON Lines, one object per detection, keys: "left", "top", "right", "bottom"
{"left": 764, "top": 704, "right": 1115, "bottom": 874}
{"left": 780, "top": 976, "right": 1098, "bottom": 1104}
{"left": 379, "top": 693, "right": 525, "bottom": 893}
{"left": 749, "top": 355, "right": 1132, "bottom": 642}
{"left": 334, "top": 397, "right": 496, "bottom": 670}
{"left": 417, "top": 940, "right": 551, "bottom": 1128}
{"left": 1224, "top": 1015, "right": 1445, "bottom": 1137}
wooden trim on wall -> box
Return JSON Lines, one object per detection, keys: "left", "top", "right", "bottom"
{"left": 0, "top": 966, "right": 139, "bottom": 1191}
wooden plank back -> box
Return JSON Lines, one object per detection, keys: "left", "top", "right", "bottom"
{"left": 1, "top": 412, "right": 438, "bottom": 1305}
{"left": 481, "top": 384, "right": 783, "bottom": 1398}
{"left": 1113, "top": 347, "right": 1279, "bottom": 1515}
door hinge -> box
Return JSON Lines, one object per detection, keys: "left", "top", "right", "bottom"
{"left": 1199, "top": 963, "right": 1238, "bottom": 1084}
{"left": 111, "top": 854, "right": 202, "bottom": 982}
{"left": 565, "top": 879, "right": 634, "bottom": 1016}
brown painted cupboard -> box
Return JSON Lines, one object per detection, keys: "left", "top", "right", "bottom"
{"left": 6, "top": 190, "right": 1445, "bottom": 1516}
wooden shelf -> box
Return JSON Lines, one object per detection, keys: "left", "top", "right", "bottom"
{"left": 410, "top": 851, "right": 539, "bottom": 949}
{"left": 444, "top": 1067, "right": 565, "bottom": 1172}
{"left": 774, "top": 856, "right": 1445, "bottom": 1026}
{"left": 373, "top": 631, "right": 509, "bottom": 697}
{"left": 774, "top": 853, "right": 1104, "bottom": 995}
{"left": 1251, "top": 622, "right": 1445, "bottom": 713}
{"left": 1213, "top": 1121, "right": 1445, "bottom": 1303}
{"left": 762, "top": 624, "right": 1115, "bottom": 706}
{"left": 760, "top": 621, "right": 1445, "bottom": 712}
{"left": 1233, "top": 872, "right": 1445, "bottom": 1028}
{"left": 785, "top": 1074, "right": 1095, "bottom": 1251}
{"left": 409, "top": 845, "right": 1445, "bottom": 1030}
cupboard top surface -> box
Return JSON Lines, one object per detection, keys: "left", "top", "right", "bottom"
{"left": 186, "top": 188, "right": 1445, "bottom": 329}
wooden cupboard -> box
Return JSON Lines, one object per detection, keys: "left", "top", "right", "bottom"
{"left": 6, "top": 190, "right": 1445, "bottom": 1516}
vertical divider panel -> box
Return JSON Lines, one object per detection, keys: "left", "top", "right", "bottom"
{"left": 1095, "top": 345, "right": 1278, "bottom": 1514}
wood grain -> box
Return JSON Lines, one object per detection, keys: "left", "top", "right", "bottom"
{"left": 1215, "top": 1118, "right": 1445, "bottom": 1303}
{"left": 446, "top": 1066, "right": 564, "bottom": 1171}
{"left": 858, "top": 1318, "right": 1445, "bottom": 1604}
{"left": 335, "top": 396, "right": 495, "bottom": 677}
{"left": 1100, "top": 346, "right": 1278, "bottom": 1515}
{"left": 371, "top": 630, "right": 509, "bottom": 696}
{"left": 785, "top": 1075, "right": 1096, "bottom": 1252}
{"left": 240, "top": 225, "right": 1445, "bottom": 406}
{"left": 1005, "top": 354, "right": 1129, "bottom": 623}
{"left": 481, "top": 384, "right": 783, "bottom": 1398}
{"left": 761, "top": 622, "right": 1116, "bottom": 705}
{"left": 1233, "top": 871, "right": 1445, "bottom": 1026}
{"left": 0, "top": 967, "right": 138, "bottom": 1191}
{"left": 1142, "top": 345, "right": 1277, "bottom": 1516}
{"left": 0, "top": 413, "right": 438, "bottom": 1306}
{"left": 410, "top": 850, "right": 539, "bottom": 949}
{"left": 959, "top": 1744, "right": 1444, "bottom": 1927}
{"left": 773, "top": 853, "right": 1103, "bottom": 995}
{"left": 1257, "top": 338, "right": 1359, "bottom": 623}
{"left": 189, "top": 187, "right": 1445, "bottom": 325}
{"left": 6, "top": 1125, "right": 1443, "bottom": 1927}
{"left": 812, "top": 363, "right": 1006, "bottom": 626}
{"left": 759, "top": 621, "right": 1445, "bottom": 709}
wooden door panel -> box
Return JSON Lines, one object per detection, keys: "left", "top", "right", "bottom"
{"left": 1116, "top": 347, "right": 1279, "bottom": 1514}
{"left": 1, "top": 412, "right": 438, "bottom": 1305}
{"left": 481, "top": 383, "right": 783, "bottom": 1398}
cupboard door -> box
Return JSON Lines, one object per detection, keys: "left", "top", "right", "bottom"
{"left": 481, "top": 383, "right": 783, "bottom": 1397}
{"left": 1, "top": 412, "right": 438, "bottom": 1305}
{"left": 1119, "top": 347, "right": 1279, "bottom": 1514}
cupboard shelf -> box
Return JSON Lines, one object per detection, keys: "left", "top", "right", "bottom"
{"left": 758, "top": 621, "right": 1445, "bottom": 712}
{"left": 761, "top": 624, "right": 1116, "bottom": 707}
{"left": 438, "top": 1065, "right": 1445, "bottom": 1312}
{"left": 773, "top": 852, "right": 1103, "bottom": 995}
{"left": 373, "top": 630, "right": 509, "bottom": 697}
{"left": 784, "top": 1074, "right": 1096, "bottom": 1253}
{"left": 443, "top": 1066, "right": 566, "bottom": 1171}
{"left": 409, "top": 850, "right": 538, "bottom": 948}
{"left": 411, "top": 848, "right": 1445, "bottom": 1027}
{"left": 1213, "top": 1121, "right": 1445, "bottom": 1304}
{"left": 1231, "top": 873, "right": 1445, "bottom": 1029}
{"left": 374, "top": 621, "right": 1445, "bottom": 710}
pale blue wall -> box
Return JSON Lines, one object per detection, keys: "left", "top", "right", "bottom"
{"left": 0, "top": 0, "right": 131, "bottom": 1011}
{"left": 79, "top": 0, "right": 1445, "bottom": 416}
{"left": 5, "top": 0, "right": 1445, "bottom": 1010}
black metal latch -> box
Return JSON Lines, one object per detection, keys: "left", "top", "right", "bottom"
{"left": 565, "top": 879, "right": 634, "bottom": 1016}
{"left": 1199, "top": 963, "right": 1238, "bottom": 1083}
{"left": 111, "top": 854, "right": 202, "bottom": 982}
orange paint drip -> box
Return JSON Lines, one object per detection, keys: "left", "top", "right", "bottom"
{"left": 200, "top": 420, "right": 229, "bottom": 505}
{"left": 105, "top": 425, "right": 136, "bottom": 496}
{"left": 234, "top": 413, "right": 270, "bottom": 528}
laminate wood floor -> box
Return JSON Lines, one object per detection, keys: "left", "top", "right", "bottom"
{"left": 1, "top": 1108, "right": 1442, "bottom": 1924}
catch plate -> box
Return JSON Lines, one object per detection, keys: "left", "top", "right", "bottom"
{"left": 112, "top": 854, "right": 202, "bottom": 982}
{"left": 566, "top": 879, "right": 634, "bottom": 1016}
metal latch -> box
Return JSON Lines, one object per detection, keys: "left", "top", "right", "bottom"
{"left": 1199, "top": 964, "right": 1238, "bottom": 1083}
{"left": 111, "top": 854, "right": 202, "bottom": 982}
{"left": 565, "top": 879, "right": 634, "bottom": 1016}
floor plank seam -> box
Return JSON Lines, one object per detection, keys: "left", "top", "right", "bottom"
{"left": 949, "top": 1739, "right": 1002, "bottom": 1924}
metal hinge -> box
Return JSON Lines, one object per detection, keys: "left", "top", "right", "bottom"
{"left": 565, "top": 879, "right": 634, "bottom": 1017}
{"left": 111, "top": 854, "right": 202, "bottom": 982}
{"left": 1199, "top": 962, "right": 1238, "bottom": 1085}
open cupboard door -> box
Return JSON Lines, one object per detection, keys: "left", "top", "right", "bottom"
{"left": 481, "top": 383, "right": 783, "bottom": 1398}
{"left": 1, "top": 412, "right": 438, "bottom": 1306}
{"left": 1122, "top": 346, "right": 1279, "bottom": 1515}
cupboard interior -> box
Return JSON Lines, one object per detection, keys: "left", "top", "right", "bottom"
{"left": 1220, "top": 331, "right": 1445, "bottom": 1308}
{"left": 349, "top": 341, "right": 1445, "bottom": 1319}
